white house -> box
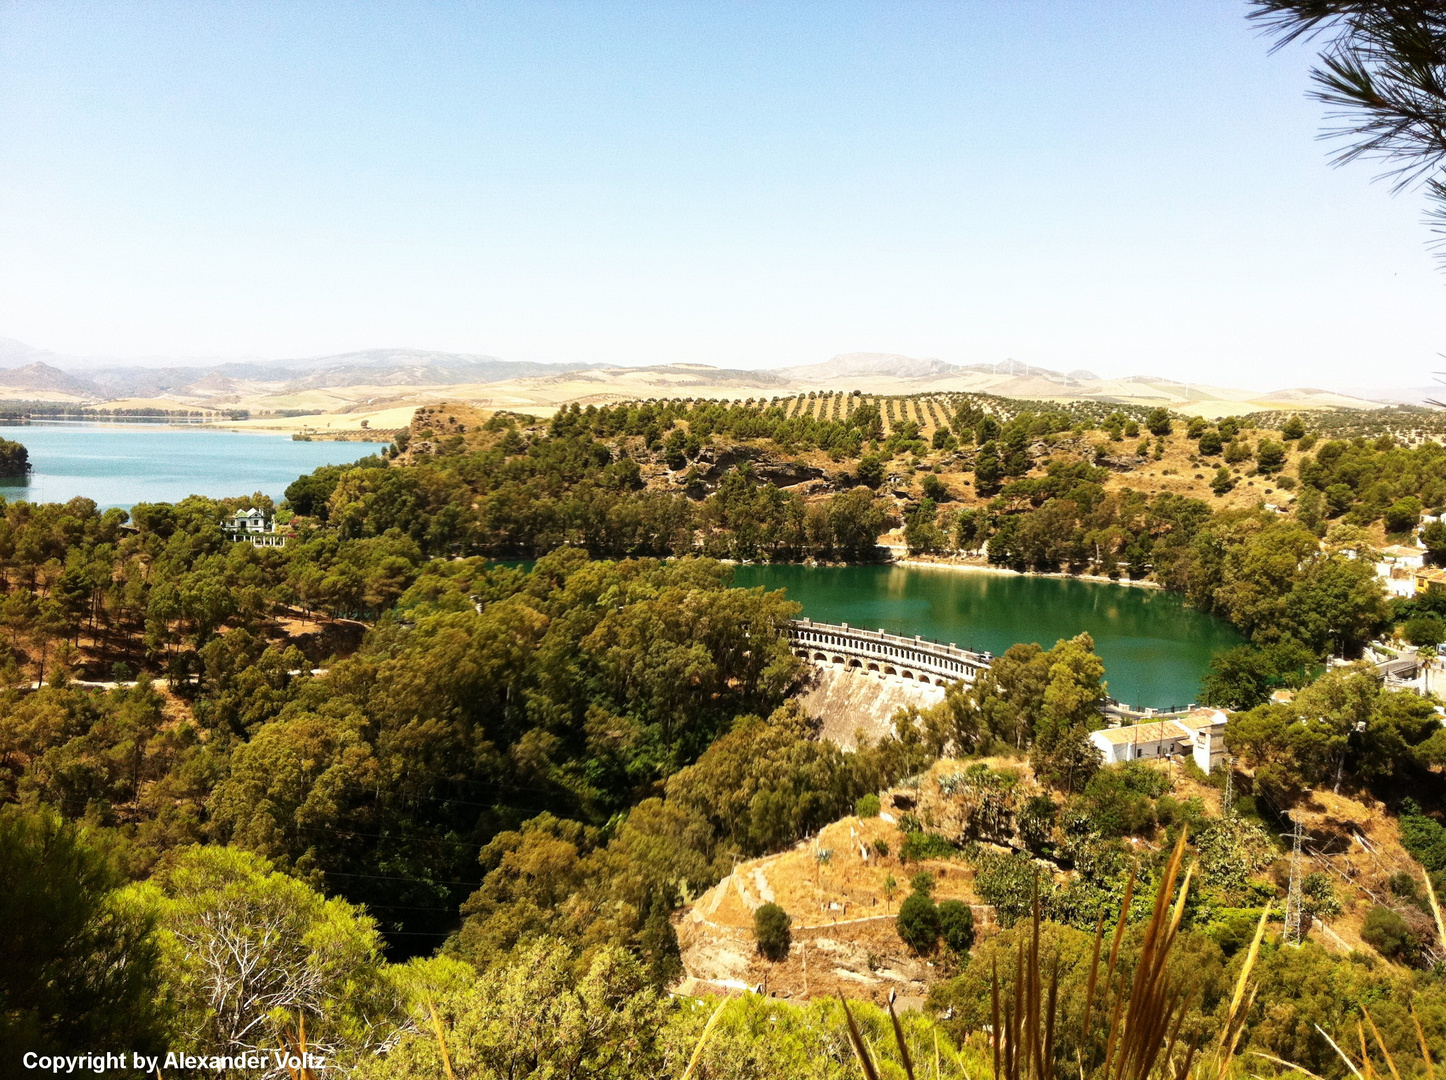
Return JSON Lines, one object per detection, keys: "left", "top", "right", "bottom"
{"left": 1089, "top": 721, "right": 1188, "bottom": 765}
{"left": 223, "top": 508, "right": 288, "bottom": 548}
{"left": 1376, "top": 544, "right": 1428, "bottom": 598}
{"left": 1089, "top": 708, "right": 1229, "bottom": 774}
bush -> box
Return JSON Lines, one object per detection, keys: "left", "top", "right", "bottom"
{"left": 937, "top": 899, "right": 975, "bottom": 954}
{"left": 855, "top": 794, "right": 881, "bottom": 818}
{"left": 899, "top": 830, "right": 959, "bottom": 862}
{"left": 856, "top": 454, "right": 885, "bottom": 488}
{"left": 1301, "top": 872, "right": 1341, "bottom": 919}
{"left": 1361, "top": 905, "right": 1415, "bottom": 961}
{"left": 1387, "top": 871, "right": 1419, "bottom": 901}
{"left": 1403, "top": 616, "right": 1445, "bottom": 647}
{"left": 753, "top": 902, "right": 792, "bottom": 961}
{"left": 910, "top": 871, "right": 935, "bottom": 896}
{"left": 897, "top": 891, "right": 940, "bottom": 955}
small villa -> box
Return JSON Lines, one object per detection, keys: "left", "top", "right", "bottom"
{"left": 222, "top": 508, "right": 289, "bottom": 548}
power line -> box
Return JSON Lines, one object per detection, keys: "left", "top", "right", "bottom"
{"left": 321, "top": 869, "right": 482, "bottom": 889}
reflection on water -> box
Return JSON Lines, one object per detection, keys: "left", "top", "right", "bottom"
{"left": 731, "top": 563, "right": 1242, "bottom": 710}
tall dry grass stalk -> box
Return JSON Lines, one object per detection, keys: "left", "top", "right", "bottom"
{"left": 426, "top": 994, "right": 457, "bottom": 1080}
{"left": 1422, "top": 870, "right": 1446, "bottom": 961}
{"left": 840, "top": 830, "right": 1271, "bottom": 1080}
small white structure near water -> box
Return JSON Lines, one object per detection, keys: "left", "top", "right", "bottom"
{"left": 1089, "top": 708, "right": 1229, "bottom": 774}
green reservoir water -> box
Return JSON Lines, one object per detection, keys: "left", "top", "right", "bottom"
{"left": 731, "top": 563, "right": 1243, "bottom": 711}
{"left": 0, "top": 422, "right": 389, "bottom": 509}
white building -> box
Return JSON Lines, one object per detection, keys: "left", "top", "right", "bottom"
{"left": 1376, "top": 544, "right": 1427, "bottom": 598}
{"left": 1173, "top": 708, "right": 1230, "bottom": 773}
{"left": 223, "top": 508, "right": 288, "bottom": 548}
{"left": 1089, "top": 721, "right": 1188, "bottom": 765}
{"left": 1089, "top": 708, "right": 1229, "bottom": 774}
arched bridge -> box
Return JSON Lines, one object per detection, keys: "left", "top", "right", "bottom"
{"left": 786, "top": 619, "right": 992, "bottom": 687}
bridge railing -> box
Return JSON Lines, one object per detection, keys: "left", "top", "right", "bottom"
{"left": 786, "top": 619, "right": 992, "bottom": 670}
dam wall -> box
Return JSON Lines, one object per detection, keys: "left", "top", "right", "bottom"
{"left": 794, "top": 663, "right": 946, "bottom": 749}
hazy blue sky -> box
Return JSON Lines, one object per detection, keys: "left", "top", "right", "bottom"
{"left": 1, "top": 1, "right": 1443, "bottom": 388}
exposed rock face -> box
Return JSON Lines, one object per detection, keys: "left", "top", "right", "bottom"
{"left": 689, "top": 444, "right": 825, "bottom": 490}
{"left": 792, "top": 663, "right": 945, "bottom": 749}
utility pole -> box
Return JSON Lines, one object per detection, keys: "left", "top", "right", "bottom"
{"left": 1282, "top": 814, "right": 1308, "bottom": 945}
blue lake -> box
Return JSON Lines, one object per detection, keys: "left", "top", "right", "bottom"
{"left": 0, "top": 422, "right": 389, "bottom": 508}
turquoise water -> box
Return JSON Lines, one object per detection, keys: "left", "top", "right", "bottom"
{"left": 731, "top": 563, "right": 1242, "bottom": 710}
{"left": 0, "top": 422, "right": 389, "bottom": 509}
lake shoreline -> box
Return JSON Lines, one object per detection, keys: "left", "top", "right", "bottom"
{"left": 881, "top": 550, "right": 1164, "bottom": 590}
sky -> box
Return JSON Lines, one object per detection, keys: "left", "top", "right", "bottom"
{"left": 1, "top": 1, "right": 1444, "bottom": 390}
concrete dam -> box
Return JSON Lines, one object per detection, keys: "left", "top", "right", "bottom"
{"left": 786, "top": 620, "right": 993, "bottom": 748}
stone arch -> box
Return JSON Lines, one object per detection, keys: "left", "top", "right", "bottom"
{"left": 867, "top": 661, "right": 881, "bottom": 672}
{"left": 901, "top": 670, "right": 916, "bottom": 680}
{"left": 830, "top": 654, "right": 846, "bottom": 665}
{"left": 847, "top": 658, "right": 863, "bottom": 669}
{"left": 813, "top": 652, "right": 828, "bottom": 662}
{"left": 883, "top": 665, "right": 897, "bottom": 676}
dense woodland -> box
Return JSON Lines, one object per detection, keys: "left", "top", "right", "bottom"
{"left": 2, "top": 395, "right": 1445, "bottom": 1078}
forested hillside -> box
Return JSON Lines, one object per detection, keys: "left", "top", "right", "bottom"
{"left": 1, "top": 401, "right": 1443, "bottom": 1077}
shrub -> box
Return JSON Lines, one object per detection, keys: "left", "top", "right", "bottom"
{"left": 1403, "top": 616, "right": 1445, "bottom": 647}
{"left": 855, "top": 794, "right": 881, "bottom": 818}
{"left": 1301, "top": 872, "right": 1341, "bottom": 919}
{"left": 1387, "top": 871, "right": 1419, "bottom": 901}
{"left": 899, "top": 830, "right": 959, "bottom": 862}
{"left": 910, "top": 871, "right": 935, "bottom": 896}
{"left": 1361, "top": 905, "right": 1415, "bottom": 961}
{"left": 937, "top": 899, "right": 975, "bottom": 954}
{"left": 897, "top": 891, "right": 940, "bottom": 955}
{"left": 753, "top": 902, "right": 792, "bottom": 961}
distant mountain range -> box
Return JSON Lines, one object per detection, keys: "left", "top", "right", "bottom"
{"left": 0, "top": 336, "right": 1430, "bottom": 420}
